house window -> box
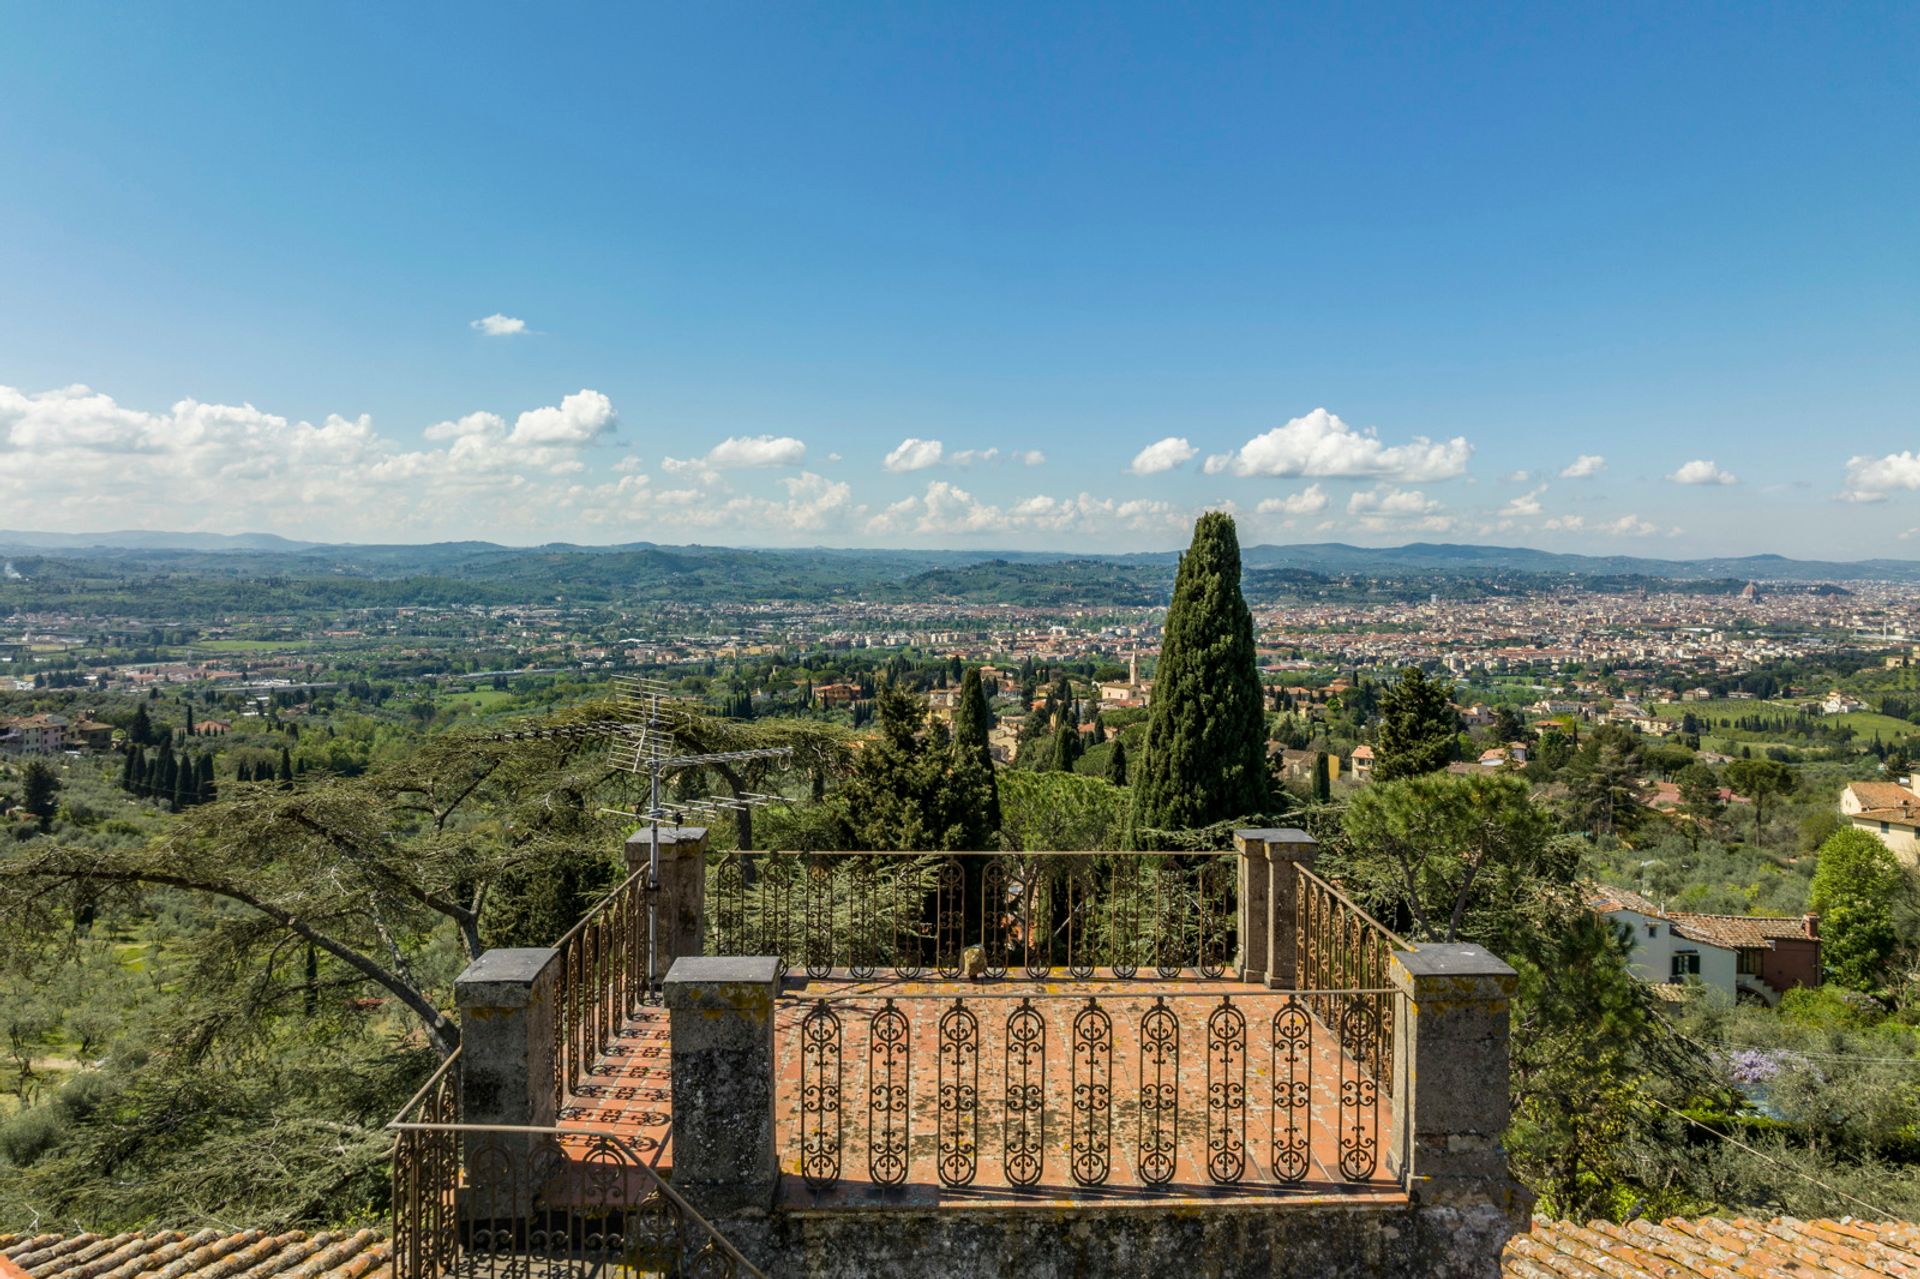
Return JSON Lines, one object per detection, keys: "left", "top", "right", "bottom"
{"left": 1883, "top": 822, "right": 1891, "bottom": 834}
{"left": 1646, "top": 923, "right": 1660, "bottom": 937}
{"left": 1738, "top": 949, "right": 1762, "bottom": 976}
{"left": 1671, "top": 952, "right": 1701, "bottom": 980}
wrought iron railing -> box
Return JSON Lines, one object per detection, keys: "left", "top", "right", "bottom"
{"left": 786, "top": 988, "right": 1395, "bottom": 1195}
{"left": 552, "top": 866, "right": 653, "bottom": 1109}
{"left": 391, "top": 1049, "right": 463, "bottom": 1279}
{"left": 1295, "top": 864, "right": 1405, "bottom": 1092}
{"left": 708, "top": 851, "right": 1238, "bottom": 981}
{"left": 390, "top": 1050, "right": 764, "bottom": 1279}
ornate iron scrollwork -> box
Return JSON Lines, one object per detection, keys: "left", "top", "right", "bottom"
{"left": 1109, "top": 858, "right": 1141, "bottom": 979}
{"left": 981, "top": 857, "right": 1011, "bottom": 978}
{"left": 799, "top": 999, "right": 842, "bottom": 1189}
{"left": 1066, "top": 865, "right": 1095, "bottom": 980}
{"left": 1206, "top": 995, "right": 1246, "bottom": 1183}
{"left": 937, "top": 998, "right": 978, "bottom": 1186}
{"left": 1138, "top": 996, "right": 1179, "bottom": 1185}
{"left": 1019, "top": 859, "right": 1052, "bottom": 980}
{"left": 1338, "top": 995, "right": 1380, "bottom": 1181}
{"left": 1198, "top": 858, "right": 1232, "bottom": 980}
{"left": 1153, "top": 858, "right": 1183, "bottom": 980}
{"left": 935, "top": 857, "right": 965, "bottom": 979}
{"left": 804, "top": 856, "right": 835, "bottom": 979}
{"left": 713, "top": 853, "right": 746, "bottom": 956}
{"left": 1070, "top": 997, "right": 1112, "bottom": 1186}
{"left": 1271, "top": 996, "right": 1313, "bottom": 1183}
{"left": 868, "top": 999, "right": 911, "bottom": 1186}
{"left": 891, "top": 861, "right": 924, "bottom": 980}
{"left": 848, "top": 859, "right": 879, "bottom": 980}
{"left": 1004, "top": 997, "right": 1047, "bottom": 1186}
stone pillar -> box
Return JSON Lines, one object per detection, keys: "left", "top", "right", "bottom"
{"left": 625, "top": 825, "right": 709, "bottom": 972}
{"left": 1233, "top": 831, "right": 1271, "bottom": 985}
{"left": 664, "top": 955, "right": 780, "bottom": 1212}
{"left": 1387, "top": 944, "right": 1531, "bottom": 1218}
{"left": 1236, "top": 827, "right": 1316, "bottom": 989}
{"left": 455, "top": 947, "right": 561, "bottom": 1205}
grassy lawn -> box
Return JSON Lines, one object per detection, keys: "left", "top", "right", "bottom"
{"left": 444, "top": 688, "right": 517, "bottom": 713}
{"left": 1655, "top": 699, "right": 1914, "bottom": 738}
{"left": 188, "top": 638, "right": 317, "bottom": 653}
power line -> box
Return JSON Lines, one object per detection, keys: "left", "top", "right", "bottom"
{"left": 1642, "top": 1095, "right": 1900, "bottom": 1222}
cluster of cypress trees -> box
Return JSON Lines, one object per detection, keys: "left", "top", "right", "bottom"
{"left": 120, "top": 741, "right": 218, "bottom": 810}
{"left": 119, "top": 742, "right": 295, "bottom": 809}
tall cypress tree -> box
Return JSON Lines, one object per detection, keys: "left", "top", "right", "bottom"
{"left": 278, "top": 746, "right": 295, "bottom": 790}
{"left": 1104, "top": 735, "right": 1129, "bottom": 786}
{"left": 951, "top": 667, "right": 1001, "bottom": 831}
{"left": 1129, "top": 512, "right": 1269, "bottom": 839}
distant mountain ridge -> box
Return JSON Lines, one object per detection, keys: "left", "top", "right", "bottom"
{"left": 0, "top": 529, "right": 1915, "bottom": 582}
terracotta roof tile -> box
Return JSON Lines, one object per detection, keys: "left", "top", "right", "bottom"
{"left": 1667, "top": 913, "right": 1814, "bottom": 950}
{"left": 1845, "top": 781, "right": 1920, "bottom": 809}
{"left": 1, "top": 1234, "right": 388, "bottom": 1279}
{"left": 1507, "top": 1217, "right": 1920, "bottom": 1277}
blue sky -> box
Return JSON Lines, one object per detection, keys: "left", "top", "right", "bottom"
{"left": 1, "top": 4, "right": 1915, "bottom": 555}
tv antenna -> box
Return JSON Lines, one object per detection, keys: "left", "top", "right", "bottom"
{"left": 601, "top": 675, "right": 793, "bottom": 991}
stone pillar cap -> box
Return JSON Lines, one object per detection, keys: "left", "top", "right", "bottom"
{"left": 663, "top": 955, "right": 781, "bottom": 987}
{"left": 1234, "top": 827, "right": 1315, "bottom": 845}
{"left": 455, "top": 947, "right": 558, "bottom": 1008}
{"left": 1394, "top": 942, "right": 1516, "bottom": 978}
{"left": 624, "top": 825, "right": 709, "bottom": 850}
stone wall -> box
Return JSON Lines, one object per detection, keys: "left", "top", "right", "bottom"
{"left": 712, "top": 1200, "right": 1520, "bottom": 1279}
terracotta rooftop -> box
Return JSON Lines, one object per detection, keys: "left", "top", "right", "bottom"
{"left": 10, "top": 1217, "right": 1919, "bottom": 1277}
{"left": 1854, "top": 805, "right": 1920, "bottom": 826}
{"left": 1503, "top": 1216, "right": 1920, "bottom": 1277}
{"left": 1846, "top": 781, "right": 1920, "bottom": 810}
{"left": 1586, "top": 883, "right": 1665, "bottom": 917}
{"left": 1669, "top": 911, "right": 1818, "bottom": 950}
{"left": 0, "top": 1229, "right": 390, "bottom": 1279}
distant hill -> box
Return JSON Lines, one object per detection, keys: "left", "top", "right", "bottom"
{"left": 0, "top": 529, "right": 321, "bottom": 553}
{"left": 2, "top": 529, "right": 1918, "bottom": 615}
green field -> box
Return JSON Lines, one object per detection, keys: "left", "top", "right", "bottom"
{"left": 1655, "top": 699, "right": 1917, "bottom": 741}
{"left": 444, "top": 688, "right": 517, "bottom": 712}
{"left": 189, "top": 638, "right": 317, "bottom": 653}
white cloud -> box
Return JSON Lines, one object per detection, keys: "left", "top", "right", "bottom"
{"left": 1202, "top": 453, "right": 1234, "bottom": 476}
{"left": 1255, "top": 485, "right": 1329, "bottom": 517}
{"left": 949, "top": 447, "right": 1000, "bottom": 467}
{"left": 1841, "top": 451, "right": 1920, "bottom": 503}
{"left": 470, "top": 313, "right": 527, "bottom": 337}
{"left": 1559, "top": 454, "right": 1606, "bottom": 479}
{"left": 1221, "top": 408, "right": 1471, "bottom": 482}
{"left": 659, "top": 433, "right": 808, "bottom": 485}
{"left": 1668, "top": 458, "right": 1737, "bottom": 486}
{"left": 1542, "top": 512, "right": 1660, "bottom": 537}
{"left": 1129, "top": 436, "right": 1198, "bottom": 476}
{"left": 1017, "top": 450, "right": 1046, "bottom": 467}
{"left": 1502, "top": 469, "right": 1532, "bottom": 484}
{"left": 865, "top": 481, "right": 1190, "bottom": 539}
{"left": 0, "top": 382, "right": 621, "bottom": 539}
{"left": 508, "top": 389, "right": 616, "bottom": 446}
{"left": 1502, "top": 486, "right": 1547, "bottom": 518}
{"left": 704, "top": 434, "right": 808, "bottom": 469}
{"left": 1345, "top": 486, "right": 1454, "bottom": 532}
{"left": 882, "top": 438, "right": 945, "bottom": 472}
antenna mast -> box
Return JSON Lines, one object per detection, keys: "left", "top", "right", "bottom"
{"left": 604, "top": 675, "right": 792, "bottom": 992}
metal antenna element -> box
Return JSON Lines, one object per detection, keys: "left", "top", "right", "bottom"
{"left": 602, "top": 675, "right": 794, "bottom": 994}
